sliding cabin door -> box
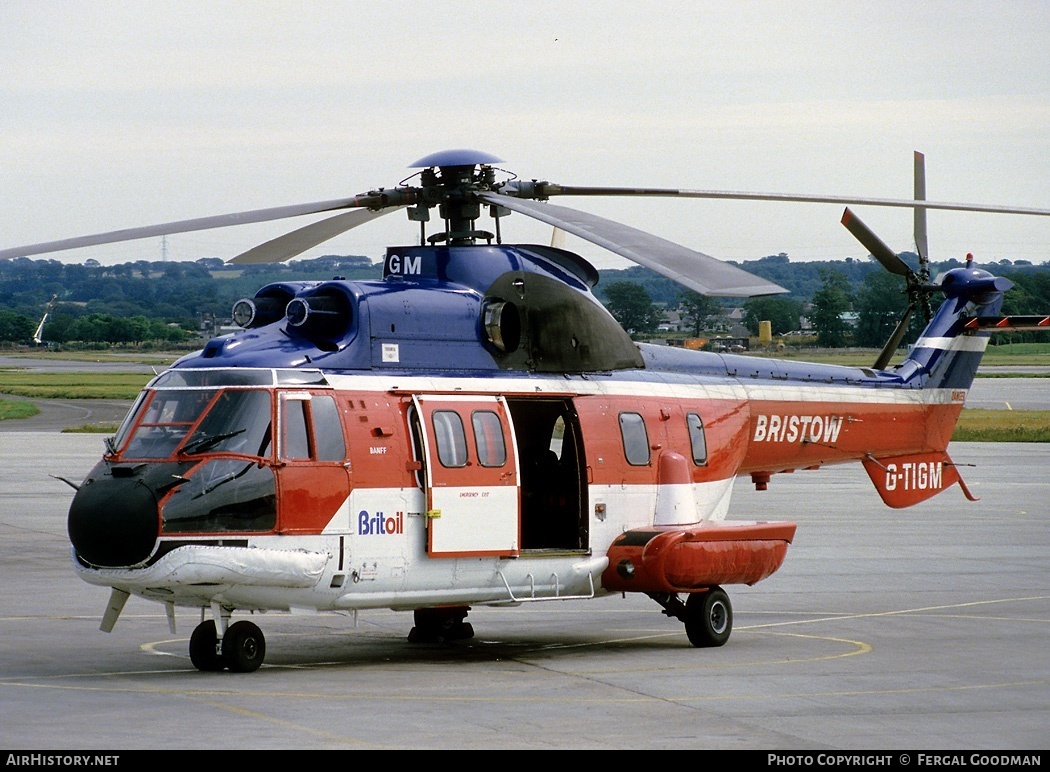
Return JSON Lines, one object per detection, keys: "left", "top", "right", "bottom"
{"left": 412, "top": 395, "right": 520, "bottom": 557}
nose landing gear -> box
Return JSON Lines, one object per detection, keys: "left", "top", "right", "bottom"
{"left": 189, "top": 618, "right": 267, "bottom": 673}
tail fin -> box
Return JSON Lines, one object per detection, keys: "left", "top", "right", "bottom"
{"left": 893, "top": 255, "right": 1013, "bottom": 391}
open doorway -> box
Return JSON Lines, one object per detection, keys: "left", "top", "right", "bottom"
{"left": 505, "top": 398, "right": 587, "bottom": 552}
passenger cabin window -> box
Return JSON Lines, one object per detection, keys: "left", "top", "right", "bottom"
{"left": 550, "top": 415, "right": 566, "bottom": 459}
{"left": 280, "top": 394, "right": 345, "bottom": 462}
{"left": 432, "top": 410, "right": 468, "bottom": 468}
{"left": 472, "top": 410, "right": 507, "bottom": 467}
{"left": 619, "top": 412, "right": 650, "bottom": 466}
{"left": 687, "top": 412, "right": 708, "bottom": 465}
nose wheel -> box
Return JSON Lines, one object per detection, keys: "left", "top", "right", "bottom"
{"left": 189, "top": 618, "right": 266, "bottom": 672}
{"left": 188, "top": 620, "right": 224, "bottom": 671}
{"left": 222, "top": 620, "right": 266, "bottom": 672}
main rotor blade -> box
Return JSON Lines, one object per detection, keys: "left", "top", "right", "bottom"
{"left": 478, "top": 192, "right": 787, "bottom": 297}
{"left": 913, "top": 151, "right": 929, "bottom": 265}
{"left": 539, "top": 184, "right": 1050, "bottom": 217}
{"left": 841, "top": 208, "right": 912, "bottom": 277}
{"left": 0, "top": 195, "right": 377, "bottom": 261}
{"left": 874, "top": 304, "right": 914, "bottom": 371}
{"left": 228, "top": 205, "right": 405, "bottom": 264}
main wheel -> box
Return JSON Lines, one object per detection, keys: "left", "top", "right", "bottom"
{"left": 684, "top": 586, "right": 732, "bottom": 648}
{"left": 222, "top": 620, "right": 266, "bottom": 673}
{"left": 189, "top": 620, "right": 224, "bottom": 672}
{"left": 407, "top": 606, "right": 474, "bottom": 643}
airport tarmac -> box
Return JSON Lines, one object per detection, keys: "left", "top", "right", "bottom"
{"left": 0, "top": 433, "right": 1046, "bottom": 751}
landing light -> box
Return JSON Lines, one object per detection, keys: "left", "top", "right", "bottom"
{"left": 232, "top": 299, "right": 256, "bottom": 328}
{"left": 285, "top": 298, "right": 310, "bottom": 328}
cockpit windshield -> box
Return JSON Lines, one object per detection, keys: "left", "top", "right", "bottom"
{"left": 120, "top": 388, "right": 272, "bottom": 460}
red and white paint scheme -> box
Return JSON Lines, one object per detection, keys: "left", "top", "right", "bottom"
{"left": 8, "top": 149, "right": 1046, "bottom": 671}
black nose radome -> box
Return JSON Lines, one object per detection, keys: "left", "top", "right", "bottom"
{"left": 68, "top": 464, "right": 164, "bottom": 568}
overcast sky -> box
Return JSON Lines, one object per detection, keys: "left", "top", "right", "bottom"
{"left": 2, "top": 1, "right": 1048, "bottom": 271}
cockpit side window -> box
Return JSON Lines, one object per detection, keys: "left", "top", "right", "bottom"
{"left": 312, "top": 395, "right": 346, "bottom": 462}
{"left": 279, "top": 392, "right": 346, "bottom": 462}
{"left": 282, "top": 396, "right": 311, "bottom": 460}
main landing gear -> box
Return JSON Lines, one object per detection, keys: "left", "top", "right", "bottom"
{"left": 189, "top": 619, "right": 267, "bottom": 673}
{"left": 407, "top": 606, "right": 475, "bottom": 644}
{"left": 651, "top": 586, "right": 733, "bottom": 647}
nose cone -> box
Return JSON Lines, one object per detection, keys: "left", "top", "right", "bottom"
{"left": 68, "top": 467, "right": 160, "bottom": 568}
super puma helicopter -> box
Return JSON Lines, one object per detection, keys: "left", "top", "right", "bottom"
{"left": 4, "top": 149, "right": 1048, "bottom": 673}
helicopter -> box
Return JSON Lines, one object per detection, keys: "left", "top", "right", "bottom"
{"left": 3, "top": 149, "right": 1048, "bottom": 673}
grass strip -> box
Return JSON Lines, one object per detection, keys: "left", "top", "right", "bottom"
{"left": 951, "top": 409, "right": 1050, "bottom": 442}
{"left": 0, "top": 371, "right": 151, "bottom": 400}
{"left": 0, "top": 400, "right": 40, "bottom": 420}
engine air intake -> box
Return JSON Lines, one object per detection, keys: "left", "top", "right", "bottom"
{"left": 285, "top": 287, "right": 353, "bottom": 341}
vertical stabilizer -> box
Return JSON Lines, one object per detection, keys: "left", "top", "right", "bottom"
{"left": 894, "top": 256, "right": 1012, "bottom": 391}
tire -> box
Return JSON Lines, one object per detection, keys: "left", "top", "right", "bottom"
{"left": 684, "top": 587, "right": 732, "bottom": 648}
{"left": 408, "top": 606, "right": 473, "bottom": 643}
{"left": 189, "top": 620, "right": 224, "bottom": 672}
{"left": 222, "top": 620, "right": 266, "bottom": 673}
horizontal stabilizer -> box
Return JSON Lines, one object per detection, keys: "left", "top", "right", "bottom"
{"left": 862, "top": 451, "right": 978, "bottom": 509}
{"left": 963, "top": 315, "right": 1050, "bottom": 332}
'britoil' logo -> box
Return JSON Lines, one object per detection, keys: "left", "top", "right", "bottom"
{"left": 358, "top": 510, "right": 404, "bottom": 535}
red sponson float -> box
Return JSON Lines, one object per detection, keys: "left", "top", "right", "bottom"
{"left": 601, "top": 520, "right": 797, "bottom": 593}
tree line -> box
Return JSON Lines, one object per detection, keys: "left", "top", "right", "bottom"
{"left": 0, "top": 252, "right": 1047, "bottom": 348}
{"left": 597, "top": 254, "right": 1050, "bottom": 347}
{"left": 0, "top": 255, "right": 376, "bottom": 346}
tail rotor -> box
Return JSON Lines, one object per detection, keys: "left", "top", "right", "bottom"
{"left": 841, "top": 151, "right": 942, "bottom": 370}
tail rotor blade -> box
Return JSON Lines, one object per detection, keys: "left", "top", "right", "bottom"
{"left": 913, "top": 151, "right": 934, "bottom": 322}
{"left": 873, "top": 304, "right": 914, "bottom": 370}
{"left": 913, "top": 151, "right": 929, "bottom": 265}
{"left": 841, "top": 208, "right": 913, "bottom": 278}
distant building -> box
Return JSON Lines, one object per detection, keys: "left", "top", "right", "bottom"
{"left": 657, "top": 309, "right": 683, "bottom": 332}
